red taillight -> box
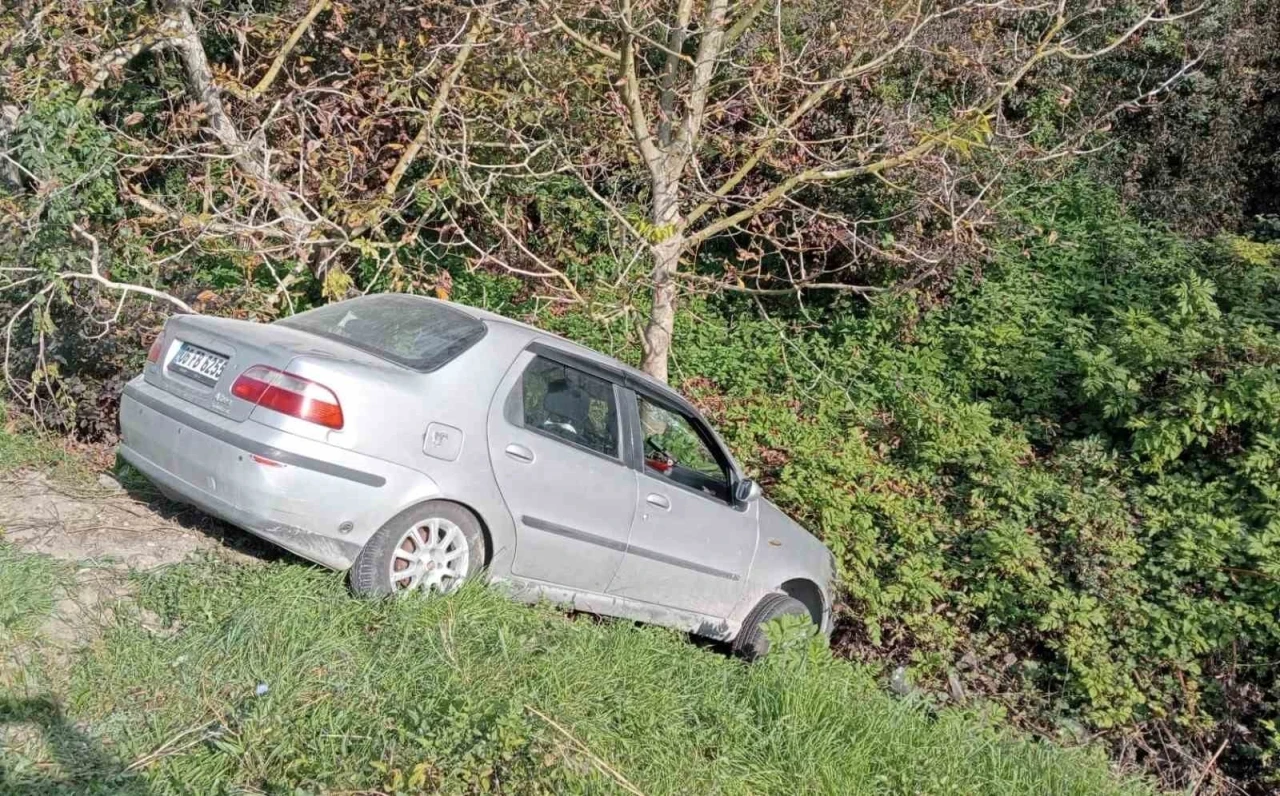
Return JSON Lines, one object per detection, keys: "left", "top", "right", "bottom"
{"left": 147, "top": 335, "right": 164, "bottom": 363}
{"left": 231, "top": 365, "right": 344, "bottom": 429}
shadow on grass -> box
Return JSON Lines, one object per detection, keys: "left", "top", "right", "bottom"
{"left": 0, "top": 695, "right": 151, "bottom": 795}
{"left": 114, "top": 459, "right": 300, "bottom": 568}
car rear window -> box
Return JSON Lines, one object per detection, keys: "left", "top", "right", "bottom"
{"left": 277, "top": 294, "right": 486, "bottom": 372}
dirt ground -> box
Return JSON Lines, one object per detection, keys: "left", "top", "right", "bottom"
{"left": 0, "top": 468, "right": 273, "bottom": 649}
{"left": 1, "top": 471, "right": 239, "bottom": 569}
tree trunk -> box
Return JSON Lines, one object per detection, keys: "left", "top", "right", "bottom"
{"left": 0, "top": 105, "right": 21, "bottom": 190}
{"left": 641, "top": 235, "right": 682, "bottom": 382}
{"left": 164, "top": 0, "right": 312, "bottom": 245}
{"left": 640, "top": 182, "right": 683, "bottom": 382}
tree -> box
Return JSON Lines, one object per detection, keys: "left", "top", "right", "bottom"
{"left": 0, "top": 0, "right": 492, "bottom": 409}
{"left": 0, "top": 0, "right": 1204, "bottom": 416}
{"left": 444, "top": 0, "right": 1202, "bottom": 380}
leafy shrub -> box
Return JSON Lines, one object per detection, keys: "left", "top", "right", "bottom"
{"left": 0, "top": 91, "right": 171, "bottom": 442}
{"left": 663, "top": 177, "right": 1280, "bottom": 790}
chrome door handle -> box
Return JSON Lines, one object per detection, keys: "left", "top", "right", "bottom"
{"left": 646, "top": 493, "right": 671, "bottom": 510}
{"left": 505, "top": 443, "right": 535, "bottom": 463}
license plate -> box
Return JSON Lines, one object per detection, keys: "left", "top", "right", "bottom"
{"left": 169, "top": 342, "right": 229, "bottom": 385}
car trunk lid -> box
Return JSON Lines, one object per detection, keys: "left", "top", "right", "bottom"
{"left": 145, "top": 314, "right": 384, "bottom": 422}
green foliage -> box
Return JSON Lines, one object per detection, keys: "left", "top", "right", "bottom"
{"left": 0, "top": 90, "right": 166, "bottom": 441}
{"left": 659, "top": 176, "right": 1280, "bottom": 787}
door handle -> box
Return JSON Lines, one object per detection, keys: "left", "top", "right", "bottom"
{"left": 505, "top": 443, "right": 535, "bottom": 463}
{"left": 646, "top": 493, "right": 671, "bottom": 510}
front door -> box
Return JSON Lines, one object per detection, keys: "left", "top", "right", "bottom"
{"left": 487, "top": 350, "right": 637, "bottom": 594}
{"left": 606, "top": 393, "right": 756, "bottom": 618}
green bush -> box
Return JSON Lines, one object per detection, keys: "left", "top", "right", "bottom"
{"left": 654, "top": 177, "right": 1280, "bottom": 788}
{"left": 433, "top": 178, "right": 1279, "bottom": 787}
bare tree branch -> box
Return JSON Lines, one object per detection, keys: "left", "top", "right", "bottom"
{"left": 245, "top": 0, "right": 330, "bottom": 100}
{"left": 669, "top": 0, "right": 729, "bottom": 171}
{"left": 618, "top": 0, "right": 664, "bottom": 179}
{"left": 78, "top": 32, "right": 177, "bottom": 103}
{"left": 384, "top": 11, "right": 490, "bottom": 200}
{"left": 542, "top": 4, "right": 620, "bottom": 61}
{"left": 69, "top": 224, "right": 194, "bottom": 313}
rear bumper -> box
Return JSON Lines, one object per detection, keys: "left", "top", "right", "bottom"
{"left": 118, "top": 376, "right": 432, "bottom": 570}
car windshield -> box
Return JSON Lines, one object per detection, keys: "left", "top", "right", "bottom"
{"left": 277, "top": 294, "right": 486, "bottom": 371}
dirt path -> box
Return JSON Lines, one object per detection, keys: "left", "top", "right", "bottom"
{"left": 0, "top": 469, "right": 271, "bottom": 650}
{"left": 0, "top": 471, "right": 237, "bottom": 569}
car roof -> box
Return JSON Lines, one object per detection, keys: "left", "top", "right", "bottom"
{"left": 438, "top": 299, "right": 688, "bottom": 403}
{"left": 332, "top": 294, "right": 731, "bottom": 460}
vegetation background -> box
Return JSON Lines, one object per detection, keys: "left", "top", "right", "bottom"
{"left": 2, "top": 0, "right": 1278, "bottom": 792}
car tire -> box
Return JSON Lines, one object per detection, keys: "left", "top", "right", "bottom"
{"left": 350, "top": 501, "right": 487, "bottom": 597}
{"left": 731, "top": 592, "right": 812, "bottom": 661}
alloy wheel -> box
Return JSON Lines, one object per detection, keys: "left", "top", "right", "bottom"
{"left": 390, "top": 516, "right": 470, "bottom": 593}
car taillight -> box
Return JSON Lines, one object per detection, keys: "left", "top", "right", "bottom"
{"left": 147, "top": 335, "right": 164, "bottom": 363}
{"left": 230, "top": 365, "right": 344, "bottom": 429}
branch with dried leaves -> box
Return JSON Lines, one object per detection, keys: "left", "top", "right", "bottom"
{"left": 2, "top": 224, "right": 192, "bottom": 411}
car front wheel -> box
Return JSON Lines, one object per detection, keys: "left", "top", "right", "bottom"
{"left": 350, "top": 502, "right": 486, "bottom": 597}
{"left": 731, "top": 592, "right": 812, "bottom": 660}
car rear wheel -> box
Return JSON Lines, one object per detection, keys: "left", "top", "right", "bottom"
{"left": 350, "top": 502, "right": 486, "bottom": 597}
{"left": 731, "top": 592, "right": 812, "bottom": 661}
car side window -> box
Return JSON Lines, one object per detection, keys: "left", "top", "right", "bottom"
{"left": 521, "top": 356, "right": 620, "bottom": 459}
{"left": 635, "top": 395, "right": 730, "bottom": 501}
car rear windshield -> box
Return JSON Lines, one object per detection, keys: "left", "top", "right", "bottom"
{"left": 277, "top": 294, "right": 486, "bottom": 372}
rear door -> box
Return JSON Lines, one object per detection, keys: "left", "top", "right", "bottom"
{"left": 606, "top": 392, "right": 756, "bottom": 618}
{"left": 486, "top": 349, "right": 637, "bottom": 594}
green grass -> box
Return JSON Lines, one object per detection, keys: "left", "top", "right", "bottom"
{"left": 0, "top": 542, "right": 72, "bottom": 792}
{"left": 0, "top": 557, "right": 1150, "bottom": 795}
{"left": 0, "top": 542, "right": 60, "bottom": 644}
{"left": 0, "top": 405, "right": 90, "bottom": 482}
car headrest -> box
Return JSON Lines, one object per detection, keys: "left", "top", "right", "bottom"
{"left": 544, "top": 379, "right": 588, "bottom": 421}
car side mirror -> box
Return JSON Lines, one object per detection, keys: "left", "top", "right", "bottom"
{"left": 734, "top": 478, "right": 761, "bottom": 504}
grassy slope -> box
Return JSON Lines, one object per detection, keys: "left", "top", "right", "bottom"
{"left": 0, "top": 548, "right": 1151, "bottom": 795}
{"left": 0, "top": 410, "right": 1150, "bottom": 795}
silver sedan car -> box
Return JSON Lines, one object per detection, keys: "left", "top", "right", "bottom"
{"left": 118, "top": 294, "right": 835, "bottom": 657}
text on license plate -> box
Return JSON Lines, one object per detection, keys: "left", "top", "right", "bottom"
{"left": 170, "top": 343, "right": 229, "bottom": 384}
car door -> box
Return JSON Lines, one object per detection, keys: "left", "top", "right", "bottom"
{"left": 487, "top": 349, "right": 637, "bottom": 594}
{"left": 606, "top": 391, "right": 757, "bottom": 618}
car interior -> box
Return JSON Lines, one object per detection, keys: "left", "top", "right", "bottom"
{"left": 637, "top": 396, "right": 731, "bottom": 503}
{"left": 522, "top": 358, "right": 620, "bottom": 457}
{"left": 517, "top": 354, "right": 733, "bottom": 503}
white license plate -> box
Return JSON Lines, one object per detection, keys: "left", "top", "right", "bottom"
{"left": 169, "top": 343, "right": 229, "bottom": 385}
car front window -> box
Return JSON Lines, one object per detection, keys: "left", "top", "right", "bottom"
{"left": 636, "top": 395, "right": 729, "bottom": 500}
